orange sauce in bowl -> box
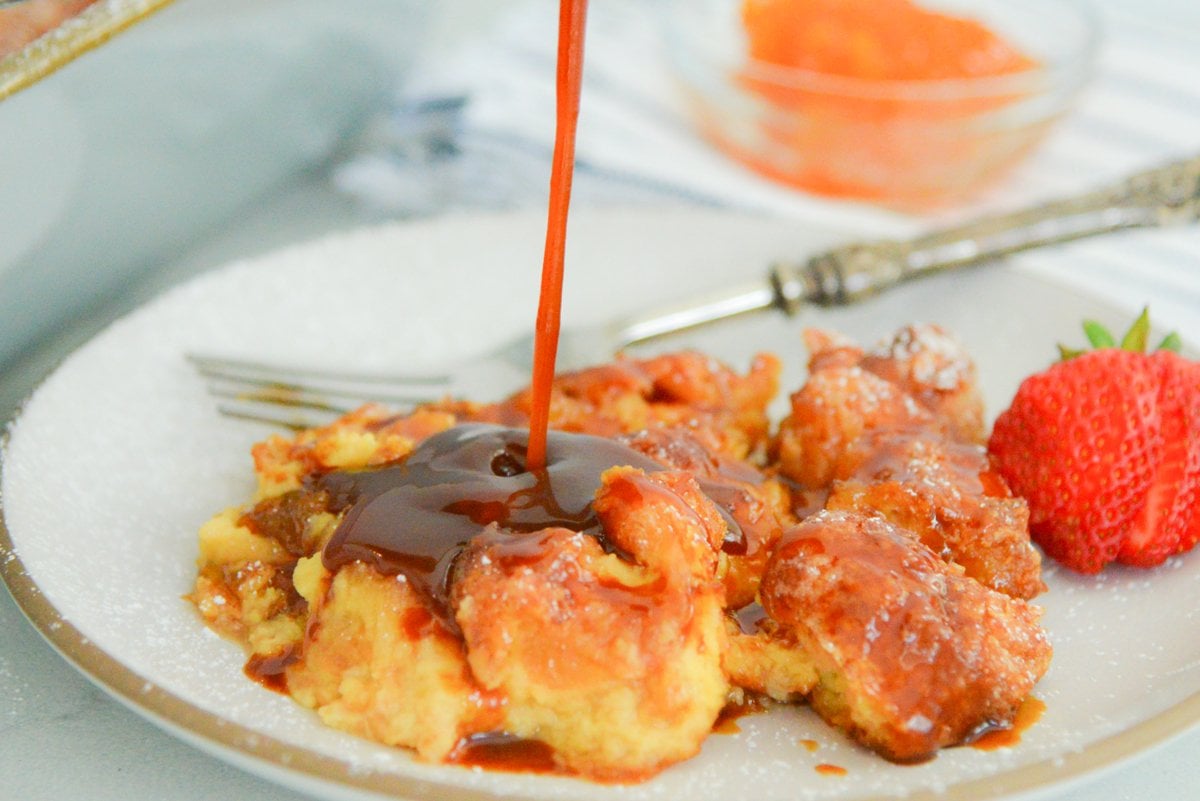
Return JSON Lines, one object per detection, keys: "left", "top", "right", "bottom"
{"left": 723, "top": 0, "right": 1043, "bottom": 204}
{"left": 742, "top": 0, "right": 1034, "bottom": 83}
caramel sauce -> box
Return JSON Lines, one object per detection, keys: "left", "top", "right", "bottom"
{"left": 770, "top": 518, "right": 965, "bottom": 735}
{"left": 526, "top": 0, "right": 589, "bottom": 470}
{"left": 815, "top": 763, "right": 847, "bottom": 776}
{"left": 969, "top": 696, "right": 1046, "bottom": 751}
{"left": 850, "top": 427, "right": 990, "bottom": 496}
{"left": 713, "top": 696, "right": 769, "bottom": 734}
{"left": 401, "top": 604, "right": 437, "bottom": 640}
{"left": 318, "top": 424, "right": 662, "bottom": 632}
{"left": 238, "top": 490, "right": 330, "bottom": 557}
{"left": 618, "top": 428, "right": 776, "bottom": 557}
{"left": 449, "top": 732, "right": 561, "bottom": 775}
{"left": 306, "top": 0, "right": 607, "bottom": 647}
{"left": 711, "top": 712, "right": 741, "bottom": 735}
{"left": 798, "top": 738, "right": 819, "bottom": 752}
{"left": 245, "top": 645, "right": 298, "bottom": 694}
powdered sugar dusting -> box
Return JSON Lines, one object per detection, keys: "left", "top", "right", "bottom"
{"left": 868, "top": 323, "right": 976, "bottom": 392}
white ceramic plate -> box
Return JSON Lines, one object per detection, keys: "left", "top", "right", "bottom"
{"left": 2, "top": 209, "right": 1198, "bottom": 801}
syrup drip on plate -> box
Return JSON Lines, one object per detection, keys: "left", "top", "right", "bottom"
{"left": 449, "top": 732, "right": 561, "bottom": 775}
{"left": 969, "top": 696, "right": 1046, "bottom": 751}
{"left": 815, "top": 763, "right": 848, "bottom": 777}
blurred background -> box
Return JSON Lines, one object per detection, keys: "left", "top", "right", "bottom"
{"left": 2, "top": 0, "right": 1199, "bottom": 406}
{"left": 1, "top": 0, "right": 1198, "bottom": 799}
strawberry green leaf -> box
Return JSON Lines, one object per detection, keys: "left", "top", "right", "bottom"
{"left": 1060, "top": 308, "right": 1176, "bottom": 361}
{"left": 1156, "top": 331, "right": 1183, "bottom": 353}
{"left": 1057, "top": 343, "right": 1086, "bottom": 361}
{"left": 1120, "top": 307, "right": 1151, "bottom": 352}
{"left": 1082, "top": 320, "right": 1116, "bottom": 349}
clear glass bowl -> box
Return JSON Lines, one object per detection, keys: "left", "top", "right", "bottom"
{"left": 661, "top": 0, "right": 1099, "bottom": 208}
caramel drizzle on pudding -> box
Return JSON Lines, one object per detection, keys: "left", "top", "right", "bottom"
{"left": 318, "top": 424, "right": 662, "bottom": 633}
{"left": 238, "top": 424, "right": 758, "bottom": 647}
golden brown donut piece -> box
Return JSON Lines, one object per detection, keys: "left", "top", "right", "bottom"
{"left": 774, "top": 364, "right": 934, "bottom": 489}
{"left": 284, "top": 562, "right": 502, "bottom": 761}
{"left": 722, "top": 607, "right": 820, "bottom": 702}
{"left": 477, "top": 350, "right": 781, "bottom": 461}
{"left": 451, "top": 467, "right": 729, "bottom": 781}
{"left": 760, "top": 509, "right": 1051, "bottom": 763}
{"left": 617, "top": 426, "right": 793, "bottom": 608}
{"left": 858, "top": 324, "right": 985, "bottom": 443}
{"left": 774, "top": 324, "right": 984, "bottom": 491}
{"left": 825, "top": 428, "right": 1045, "bottom": 599}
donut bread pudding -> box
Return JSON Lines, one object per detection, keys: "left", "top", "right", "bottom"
{"left": 191, "top": 328, "right": 1051, "bottom": 781}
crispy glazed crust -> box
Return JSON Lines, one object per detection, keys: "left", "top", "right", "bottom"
{"left": 774, "top": 325, "right": 1043, "bottom": 599}
{"left": 760, "top": 510, "right": 1051, "bottom": 763}
{"left": 191, "top": 352, "right": 770, "bottom": 780}
{"left": 453, "top": 468, "right": 728, "bottom": 780}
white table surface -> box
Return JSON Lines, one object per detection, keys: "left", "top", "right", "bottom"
{"left": 2, "top": 2, "right": 1198, "bottom": 799}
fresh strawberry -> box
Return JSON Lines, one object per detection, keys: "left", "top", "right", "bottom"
{"left": 988, "top": 349, "right": 1162, "bottom": 572}
{"left": 987, "top": 311, "right": 1199, "bottom": 573}
{"left": 1120, "top": 352, "right": 1200, "bottom": 566}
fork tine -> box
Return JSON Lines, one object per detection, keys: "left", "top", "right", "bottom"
{"left": 202, "top": 375, "right": 439, "bottom": 409}
{"left": 188, "top": 354, "right": 451, "bottom": 407}
{"left": 187, "top": 326, "right": 537, "bottom": 429}
{"left": 187, "top": 354, "right": 452, "bottom": 387}
{"left": 204, "top": 381, "right": 358, "bottom": 414}
{"left": 212, "top": 397, "right": 344, "bottom": 431}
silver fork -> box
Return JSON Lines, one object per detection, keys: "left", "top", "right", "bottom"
{"left": 191, "top": 153, "right": 1200, "bottom": 428}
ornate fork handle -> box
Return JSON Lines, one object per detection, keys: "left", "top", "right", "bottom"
{"left": 612, "top": 154, "right": 1200, "bottom": 346}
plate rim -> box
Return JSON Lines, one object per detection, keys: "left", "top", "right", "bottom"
{"left": 2, "top": 210, "right": 1198, "bottom": 801}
